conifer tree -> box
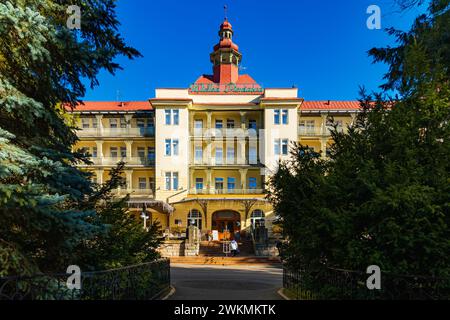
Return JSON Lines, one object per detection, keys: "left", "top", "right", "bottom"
{"left": 0, "top": 1, "right": 141, "bottom": 275}
{"left": 268, "top": 0, "right": 450, "bottom": 298}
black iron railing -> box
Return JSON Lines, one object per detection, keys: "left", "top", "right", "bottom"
{"left": 0, "top": 259, "right": 170, "bottom": 300}
{"left": 283, "top": 264, "right": 450, "bottom": 300}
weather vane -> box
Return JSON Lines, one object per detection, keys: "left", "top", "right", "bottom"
{"left": 224, "top": 5, "right": 228, "bottom": 20}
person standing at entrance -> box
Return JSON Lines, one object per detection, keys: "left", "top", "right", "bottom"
{"left": 230, "top": 239, "right": 239, "bottom": 257}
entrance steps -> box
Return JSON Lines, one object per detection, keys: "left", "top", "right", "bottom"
{"left": 169, "top": 256, "right": 281, "bottom": 265}
{"left": 199, "top": 240, "right": 254, "bottom": 257}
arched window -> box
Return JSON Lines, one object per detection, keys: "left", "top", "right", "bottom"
{"left": 250, "top": 210, "right": 265, "bottom": 227}
{"left": 188, "top": 209, "right": 202, "bottom": 230}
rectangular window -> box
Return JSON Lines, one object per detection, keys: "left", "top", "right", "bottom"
{"left": 172, "top": 139, "right": 179, "bottom": 156}
{"left": 137, "top": 119, "right": 145, "bottom": 128}
{"left": 149, "top": 177, "right": 155, "bottom": 191}
{"left": 92, "top": 146, "right": 97, "bottom": 158}
{"left": 137, "top": 147, "right": 145, "bottom": 158}
{"left": 173, "top": 172, "right": 179, "bottom": 190}
{"left": 215, "top": 147, "right": 223, "bottom": 165}
{"left": 147, "top": 147, "right": 155, "bottom": 163}
{"left": 173, "top": 110, "right": 179, "bottom": 125}
{"left": 138, "top": 177, "right": 147, "bottom": 189}
{"left": 110, "top": 147, "right": 118, "bottom": 158}
{"left": 165, "top": 110, "right": 171, "bottom": 125}
{"left": 195, "top": 146, "right": 203, "bottom": 163}
{"left": 227, "top": 177, "right": 236, "bottom": 190}
{"left": 195, "top": 178, "right": 203, "bottom": 190}
{"left": 249, "top": 146, "right": 257, "bottom": 164}
{"left": 194, "top": 119, "right": 203, "bottom": 136}
{"left": 281, "top": 139, "right": 289, "bottom": 155}
{"left": 109, "top": 118, "right": 117, "bottom": 128}
{"left": 120, "top": 118, "right": 127, "bottom": 128}
{"left": 215, "top": 120, "right": 223, "bottom": 129}
{"left": 81, "top": 118, "right": 90, "bottom": 129}
{"left": 227, "top": 119, "right": 235, "bottom": 128}
{"left": 148, "top": 117, "right": 154, "bottom": 128}
{"left": 165, "top": 172, "right": 171, "bottom": 190}
{"left": 194, "top": 120, "right": 203, "bottom": 128}
{"left": 274, "top": 139, "right": 280, "bottom": 155}
{"left": 274, "top": 110, "right": 280, "bottom": 125}
{"left": 226, "top": 147, "right": 235, "bottom": 164}
{"left": 92, "top": 118, "right": 98, "bottom": 129}
{"left": 282, "top": 109, "right": 289, "bottom": 124}
{"left": 165, "top": 139, "right": 171, "bottom": 156}
{"left": 249, "top": 177, "right": 257, "bottom": 189}
{"left": 300, "top": 120, "right": 316, "bottom": 134}
{"left": 215, "top": 178, "right": 224, "bottom": 192}
{"left": 120, "top": 146, "right": 126, "bottom": 158}
{"left": 248, "top": 119, "right": 257, "bottom": 130}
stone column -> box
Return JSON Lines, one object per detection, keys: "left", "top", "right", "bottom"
{"left": 240, "top": 111, "right": 247, "bottom": 130}
{"left": 125, "top": 169, "right": 133, "bottom": 192}
{"left": 238, "top": 140, "right": 246, "bottom": 165}
{"left": 95, "top": 114, "right": 103, "bottom": 136}
{"left": 95, "top": 140, "right": 104, "bottom": 164}
{"left": 320, "top": 138, "right": 328, "bottom": 159}
{"left": 124, "top": 114, "right": 133, "bottom": 135}
{"left": 239, "top": 168, "right": 248, "bottom": 192}
{"left": 321, "top": 114, "right": 328, "bottom": 136}
{"left": 95, "top": 169, "right": 104, "bottom": 185}
{"left": 190, "top": 169, "right": 195, "bottom": 191}
{"left": 124, "top": 140, "right": 133, "bottom": 162}
{"left": 205, "top": 169, "right": 212, "bottom": 193}
{"left": 207, "top": 111, "right": 212, "bottom": 129}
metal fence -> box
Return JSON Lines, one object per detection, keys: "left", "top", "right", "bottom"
{"left": 283, "top": 264, "right": 450, "bottom": 300}
{"left": 0, "top": 259, "right": 170, "bottom": 300}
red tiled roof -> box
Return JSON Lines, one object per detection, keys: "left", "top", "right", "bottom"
{"left": 301, "top": 101, "right": 361, "bottom": 110}
{"left": 66, "top": 101, "right": 152, "bottom": 112}
{"left": 194, "top": 74, "right": 259, "bottom": 86}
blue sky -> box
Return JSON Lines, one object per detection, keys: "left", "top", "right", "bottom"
{"left": 82, "top": 0, "right": 427, "bottom": 101}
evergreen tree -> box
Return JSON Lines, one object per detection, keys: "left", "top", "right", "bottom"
{"left": 0, "top": 0, "right": 141, "bottom": 275}
{"left": 268, "top": 0, "right": 450, "bottom": 298}
{"left": 76, "top": 163, "right": 162, "bottom": 271}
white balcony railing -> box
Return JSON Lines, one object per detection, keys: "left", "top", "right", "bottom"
{"left": 191, "top": 157, "right": 258, "bottom": 166}
{"left": 112, "top": 188, "right": 154, "bottom": 197}
{"left": 77, "top": 127, "right": 154, "bottom": 138}
{"left": 298, "top": 126, "right": 345, "bottom": 136}
{"left": 83, "top": 157, "right": 155, "bottom": 166}
{"left": 191, "top": 128, "right": 258, "bottom": 138}
{"left": 189, "top": 188, "right": 264, "bottom": 195}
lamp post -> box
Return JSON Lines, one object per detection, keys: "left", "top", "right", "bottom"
{"left": 140, "top": 205, "right": 149, "bottom": 231}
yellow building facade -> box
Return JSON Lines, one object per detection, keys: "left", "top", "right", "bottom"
{"left": 71, "top": 19, "right": 360, "bottom": 241}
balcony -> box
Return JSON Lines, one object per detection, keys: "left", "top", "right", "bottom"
{"left": 77, "top": 127, "right": 155, "bottom": 138}
{"left": 82, "top": 157, "right": 155, "bottom": 166}
{"left": 190, "top": 157, "right": 259, "bottom": 167}
{"left": 191, "top": 128, "right": 258, "bottom": 138}
{"left": 189, "top": 188, "right": 264, "bottom": 195}
{"left": 112, "top": 188, "right": 154, "bottom": 197}
{"left": 298, "top": 126, "right": 344, "bottom": 137}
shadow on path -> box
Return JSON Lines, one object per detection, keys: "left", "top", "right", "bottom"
{"left": 169, "top": 264, "right": 283, "bottom": 300}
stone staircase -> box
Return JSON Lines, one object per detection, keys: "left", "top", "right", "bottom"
{"left": 198, "top": 240, "right": 254, "bottom": 257}
{"left": 169, "top": 256, "right": 281, "bottom": 265}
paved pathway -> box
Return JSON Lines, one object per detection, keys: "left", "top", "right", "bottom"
{"left": 169, "top": 264, "right": 283, "bottom": 300}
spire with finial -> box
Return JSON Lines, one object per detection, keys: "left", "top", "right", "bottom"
{"left": 210, "top": 8, "right": 242, "bottom": 84}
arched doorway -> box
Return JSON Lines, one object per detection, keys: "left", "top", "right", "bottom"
{"left": 212, "top": 210, "right": 241, "bottom": 241}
